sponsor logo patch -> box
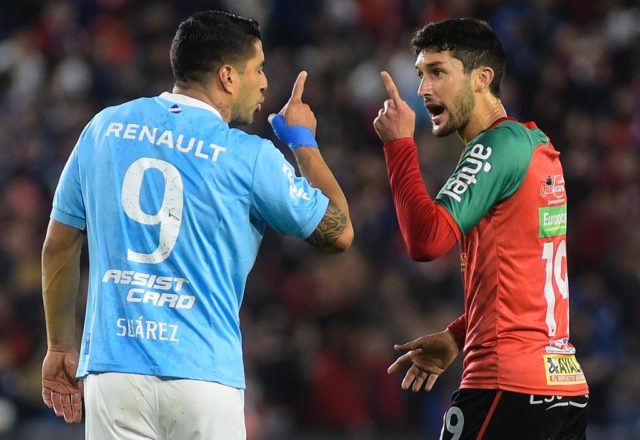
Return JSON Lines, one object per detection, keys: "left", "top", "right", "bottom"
{"left": 540, "top": 174, "right": 566, "bottom": 205}
{"left": 546, "top": 338, "right": 576, "bottom": 354}
{"left": 543, "top": 354, "right": 586, "bottom": 385}
{"left": 539, "top": 205, "right": 567, "bottom": 237}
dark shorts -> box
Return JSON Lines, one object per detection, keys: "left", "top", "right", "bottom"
{"left": 439, "top": 389, "right": 589, "bottom": 440}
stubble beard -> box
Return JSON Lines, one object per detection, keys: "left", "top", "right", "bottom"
{"left": 230, "top": 105, "right": 254, "bottom": 126}
{"left": 230, "top": 86, "right": 257, "bottom": 126}
{"left": 432, "top": 81, "right": 475, "bottom": 138}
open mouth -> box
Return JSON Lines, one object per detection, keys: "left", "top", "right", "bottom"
{"left": 426, "top": 103, "right": 447, "bottom": 126}
{"left": 426, "top": 104, "right": 445, "bottom": 117}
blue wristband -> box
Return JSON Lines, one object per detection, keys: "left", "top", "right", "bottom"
{"left": 268, "top": 114, "right": 318, "bottom": 150}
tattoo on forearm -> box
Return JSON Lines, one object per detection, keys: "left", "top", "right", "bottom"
{"left": 305, "top": 204, "right": 347, "bottom": 251}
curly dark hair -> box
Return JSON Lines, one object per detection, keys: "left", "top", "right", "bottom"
{"left": 412, "top": 18, "right": 506, "bottom": 98}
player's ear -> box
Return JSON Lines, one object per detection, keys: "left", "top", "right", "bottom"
{"left": 473, "top": 66, "right": 495, "bottom": 93}
{"left": 218, "top": 65, "right": 236, "bottom": 94}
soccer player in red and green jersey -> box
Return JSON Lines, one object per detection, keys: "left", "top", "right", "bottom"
{"left": 374, "top": 18, "right": 588, "bottom": 440}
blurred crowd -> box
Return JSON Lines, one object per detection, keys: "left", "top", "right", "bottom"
{"left": 0, "top": 0, "right": 639, "bottom": 439}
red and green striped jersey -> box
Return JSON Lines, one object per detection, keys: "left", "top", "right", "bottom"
{"left": 385, "top": 118, "right": 588, "bottom": 396}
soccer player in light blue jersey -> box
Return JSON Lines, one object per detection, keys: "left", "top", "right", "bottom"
{"left": 41, "top": 10, "right": 353, "bottom": 439}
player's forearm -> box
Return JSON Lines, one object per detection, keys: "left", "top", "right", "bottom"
{"left": 293, "top": 147, "right": 353, "bottom": 251}
{"left": 384, "top": 138, "right": 458, "bottom": 260}
{"left": 42, "top": 254, "right": 80, "bottom": 349}
{"left": 294, "top": 147, "right": 349, "bottom": 218}
{"left": 41, "top": 221, "right": 84, "bottom": 350}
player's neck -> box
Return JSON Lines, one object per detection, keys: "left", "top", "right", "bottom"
{"left": 458, "top": 96, "right": 507, "bottom": 144}
{"left": 172, "top": 84, "right": 232, "bottom": 122}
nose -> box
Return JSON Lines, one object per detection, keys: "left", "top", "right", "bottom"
{"left": 261, "top": 73, "right": 268, "bottom": 92}
{"left": 417, "top": 77, "right": 432, "bottom": 98}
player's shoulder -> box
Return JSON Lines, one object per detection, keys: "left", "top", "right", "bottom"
{"left": 229, "top": 127, "right": 271, "bottom": 148}
{"left": 90, "top": 97, "right": 155, "bottom": 127}
{"left": 468, "top": 119, "right": 549, "bottom": 167}
{"left": 223, "top": 127, "right": 278, "bottom": 162}
{"left": 474, "top": 119, "right": 549, "bottom": 151}
{"left": 465, "top": 119, "right": 548, "bottom": 179}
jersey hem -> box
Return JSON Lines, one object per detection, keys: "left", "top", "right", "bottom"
{"left": 459, "top": 381, "right": 589, "bottom": 396}
{"left": 78, "top": 364, "right": 246, "bottom": 389}
{"left": 383, "top": 137, "right": 416, "bottom": 153}
{"left": 300, "top": 194, "right": 330, "bottom": 239}
{"left": 51, "top": 208, "right": 86, "bottom": 230}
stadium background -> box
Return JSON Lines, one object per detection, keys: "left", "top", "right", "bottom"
{"left": 0, "top": 0, "right": 638, "bottom": 438}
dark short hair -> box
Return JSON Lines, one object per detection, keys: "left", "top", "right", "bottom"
{"left": 412, "top": 18, "right": 506, "bottom": 97}
{"left": 170, "top": 10, "right": 261, "bottom": 85}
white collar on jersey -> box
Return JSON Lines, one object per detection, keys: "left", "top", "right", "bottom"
{"left": 159, "top": 92, "right": 224, "bottom": 121}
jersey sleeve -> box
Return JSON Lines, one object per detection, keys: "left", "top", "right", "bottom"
{"left": 250, "top": 140, "right": 329, "bottom": 239}
{"left": 51, "top": 123, "right": 93, "bottom": 230}
{"left": 447, "top": 314, "right": 466, "bottom": 349}
{"left": 436, "top": 124, "right": 535, "bottom": 234}
{"left": 384, "top": 138, "right": 460, "bottom": 261}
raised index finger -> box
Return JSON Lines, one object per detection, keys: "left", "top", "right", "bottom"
{"left": 381, "top": 71, "right": 401, "bottom": 104}
{"left": 290, "top": 70, "right": 307, "bottom": 102}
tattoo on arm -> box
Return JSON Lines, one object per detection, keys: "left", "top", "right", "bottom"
{"left": 305, "top": 203, "right": 347, "bottom": 251}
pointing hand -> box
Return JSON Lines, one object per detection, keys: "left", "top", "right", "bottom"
{"left": 373, "top": 71, "right": 415, "bottom": 144}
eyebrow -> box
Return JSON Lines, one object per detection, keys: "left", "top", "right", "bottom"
{"left": 416, "top": 61, "right": 446, "bottom": 70}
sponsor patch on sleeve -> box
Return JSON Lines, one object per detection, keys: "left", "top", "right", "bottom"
{"left": 543, "top": 354, "right": 587, "bottom": 385}
{"left": 539, "top": 204, "right": 567, "bottom": 237}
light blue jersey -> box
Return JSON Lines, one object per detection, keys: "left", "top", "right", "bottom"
{"left": 51, "top": 93, "right": 329, "bottom": 388}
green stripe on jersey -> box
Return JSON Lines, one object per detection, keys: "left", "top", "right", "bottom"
{"left": 539, "top": 205, "right": 567, "bottom": 237}
{"left": 436, "top": 120, "right": 547, "bottom": 234}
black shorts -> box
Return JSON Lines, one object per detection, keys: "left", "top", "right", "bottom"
{"left": 439, "top": 389, "right": 589, "bottom": 440}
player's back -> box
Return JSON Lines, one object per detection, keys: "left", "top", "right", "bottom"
{"left": 69, "top": 93, "right": 268, "bottom": 386}
{"left": 80, "top": 93, "right": 261, "bottom": 280}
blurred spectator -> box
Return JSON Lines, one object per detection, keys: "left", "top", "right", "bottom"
{"left": 0, "top": 1, "right": 638, "bottom": 439}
